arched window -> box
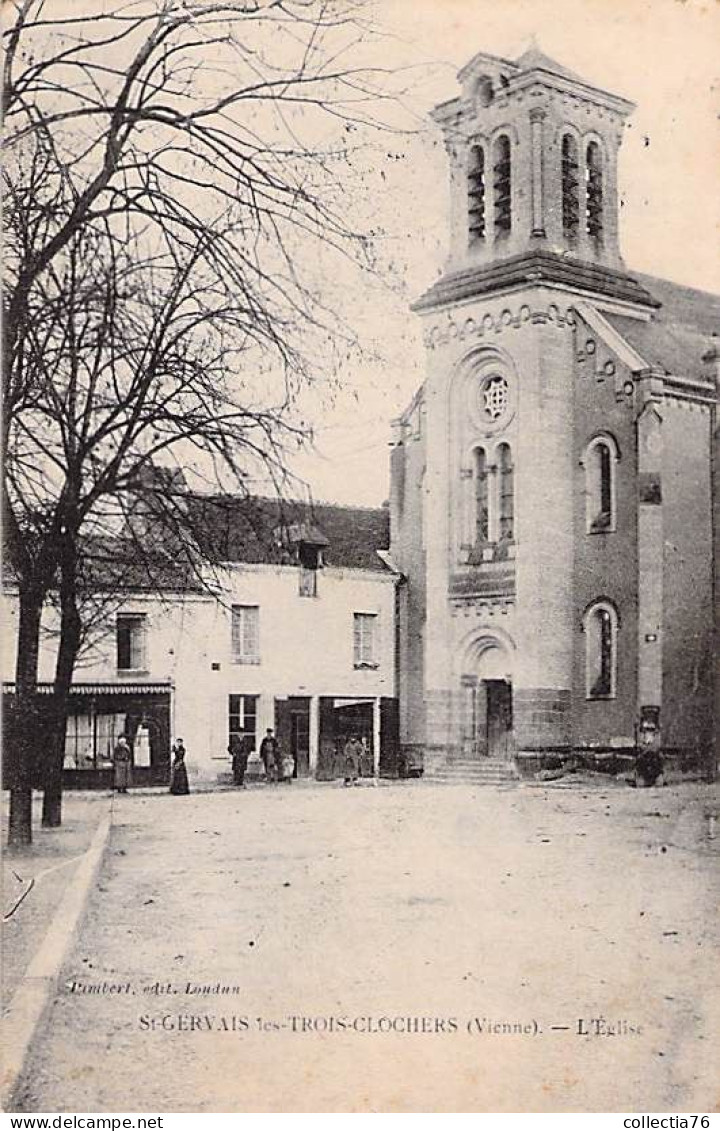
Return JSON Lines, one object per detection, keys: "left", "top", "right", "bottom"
{"left": 584, "top": 601, "right": 618, "bottom": 699}
{"left": 467, "top": 145, "right": 486, "bottom": 245}
{"left": 584, "top": 434, "right": 618, "bottom": 533}
{"left": 586, "top": 141, "right": 603, "bottom": 238}
{"left": 493, "top": 135, "right": 512, "bottom": 235}
{"left": 561, "top": 134, "right": 580, "bottom": 239}
{"left": 497, "top": 442, "right": 514, "bottom": 542}
{"left": 475, "top": 447, "right": 489, "bottom": 542}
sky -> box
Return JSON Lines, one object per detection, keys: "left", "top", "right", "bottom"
{"left": 290, "top": 0, "right": 720, "bottom": 507}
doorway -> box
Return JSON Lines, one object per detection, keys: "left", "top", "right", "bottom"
{"left": 485, "top": 679, "right": 513, "bottom": 759}
{"left": 274, "top": 697, "right": 310, "bottom": 778}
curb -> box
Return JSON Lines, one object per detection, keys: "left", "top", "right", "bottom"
{"left": 1, "top": 806, "right": 112, "bottom": 1112}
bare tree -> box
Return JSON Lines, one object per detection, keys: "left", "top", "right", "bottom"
{"left": 3, "top": 0, "right": 409, "bottom": 843}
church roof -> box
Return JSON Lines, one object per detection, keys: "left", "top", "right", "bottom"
{"left": 633, "top": 273, "right": 720, "bottom": 337}
{"left": 514, "top": 46, "right": 587, "bottom": 85}
{"left": 453, "top": 44, "right": 633, "bottom": 111}
{"left": 606, "top": 274, "right": 719, "bottom": 387}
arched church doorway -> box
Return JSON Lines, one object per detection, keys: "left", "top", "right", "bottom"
{"left": 460, "top": 633, "right": 514, "bottom": 760}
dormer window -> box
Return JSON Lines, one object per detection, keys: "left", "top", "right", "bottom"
{"left": 287, "top": 520, "right": 328, "bottom": 598}
{"left": 467, "top": 145, "right": 486, "bottom": 246}
{"left": 298, "top": 542, "right": 320, "bottom": 571}
{"left": 586, "top": 141, "right": 604, "bottom": 239}
{"left": 561, "top": 134, "right": 580, "bottom": 239}
{"left": 493, "top": 135, "right": 512, "bottom": 235}
{"left": 298, "top": 541, "right": 320, "bottom": 597}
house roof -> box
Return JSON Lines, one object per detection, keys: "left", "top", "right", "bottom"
{"left": 186, "top": 495, "right": 392, "bottom": 573}
{"left": 3, "top": 496, "right": 393, "bottom": 598}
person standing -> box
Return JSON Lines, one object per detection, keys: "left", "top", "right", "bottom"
{"left": 112, "top": 734, "right": 132, "bottom": 794}
{"left": 229, "top": 733, "right": 249, "bottom": 788}
{"left": 259, "top": 728, "right": 279, "bottom": 783}
{"left": 343, "top": 734, "right": 362, "bottom": 786}
{"left": 169, "top": 739, "right": 190, "bottom": 795}
{"left": 278, "top": 744, "right": 295, "bottom": 784}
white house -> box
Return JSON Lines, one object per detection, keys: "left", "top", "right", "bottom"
{"left": 2, "top": 497, "right": 400, "bottom": 785}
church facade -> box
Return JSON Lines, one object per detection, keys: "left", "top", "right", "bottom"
{"left": 390, "top": 48, "right": 719, "bottom": 779}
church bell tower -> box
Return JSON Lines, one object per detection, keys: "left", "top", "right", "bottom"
{"left": 434, "top": 45, "right": 637, "bottom": 278}
{"left": 408, "top": 47, "right": 659, "bottom": 775}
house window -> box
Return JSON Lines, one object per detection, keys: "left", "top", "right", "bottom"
{"left": 493, "top": 134, "right": 512, "bottom": 235}
{"left": 586, "top": 141, "right": 603, "bottom": 238}
{"left": 353, "top": 612, "right": 378, "bottom": 668}
{"left": 231, "top": 604, "right": 260, "bottom": 664}
{"left": 117, "top": 613, "right": 147, "bottom": 671}
{"left": 468, "top": 145, "right": 486, "bottom": 245}
{"left": 497, "top": 442, "right": 514, "bottom": 542}
{"left": 229, "top": 694, "right": 258, "bottom": 750}
{"left": 584, "top": 434, "right": 618, "bottom": 532}
{"left": 475, "top": 447, "right": 489, "bottom": 542}
{"left": 584, "top": 601, "right": 617, "bottom": 699}
{"left": 561, "top": 133, "right": 580, "bottom": 238}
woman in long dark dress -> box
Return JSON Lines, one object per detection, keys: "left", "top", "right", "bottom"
{"left": 112, "top": 735, "right": 132, "bottom": 794}
{"left": 169, "top": 739, "right": 190, "bottom": 795}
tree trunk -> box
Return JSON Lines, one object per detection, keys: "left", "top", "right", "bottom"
{"left": 8, "top": 788, "right": 33, "bottom": 846}
{"left": 8, "top": 584, "right": 45, "bottom": 846}
{"left": 42, "top": 533, "right": 82, "bottom": 828}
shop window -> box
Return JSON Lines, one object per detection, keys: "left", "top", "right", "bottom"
{"left": 353, "top": 612, "right": 378, "bottom": 668}
{"left": 493, "top": 134, "right": 512, "bottom": 235}
{"left": 468, "top": 145, "right": 486, "bottom": 245}
{"left": 64, "top": 711, "right": 126, "bottom": 770}
{"left": 584, "top": 601, "right": 617, "bottom": 699}
{"left": 497, "top": 442, "right": 514, "bottom": 542}
{"left": 584, "top": 434, "right": 618, "bottom": 532}
{"left": 117, "top": 613, "right": 147, "bottom": 671}
{"left": 231, "top": 604, "right": 260, "bottom": 663}
{"left": 229, "top": 694, "right": 258, "bottom": 750}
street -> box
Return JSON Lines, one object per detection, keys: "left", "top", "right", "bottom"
{"left": 9, "top": 779, "right": 720, "bottom": 1113}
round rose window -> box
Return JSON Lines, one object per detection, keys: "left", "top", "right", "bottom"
{"left": 481, "top": 375, "right": 509, "bottom": 421}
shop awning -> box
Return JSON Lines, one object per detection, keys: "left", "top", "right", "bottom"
{"left": 3, "top": 681, "right": 173, "bottom": 696}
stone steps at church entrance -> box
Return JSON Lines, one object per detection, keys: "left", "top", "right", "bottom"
{"left": 426, "top": 758, "right": 519, "bottom": 786}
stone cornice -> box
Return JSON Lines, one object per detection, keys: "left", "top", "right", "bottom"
{"left": 505, "top": 69, "right": 634, "bottom": 117}
{"left": 412, "top": 251, "right": 660, "bottom": 318}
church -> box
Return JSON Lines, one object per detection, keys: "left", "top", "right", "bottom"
{"left": 390, "top": 47, "right": 719, "bottom": 781}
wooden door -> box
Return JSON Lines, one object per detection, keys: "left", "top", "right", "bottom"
{"left": 486, "top": 680, "right": 513, "bottom": 760}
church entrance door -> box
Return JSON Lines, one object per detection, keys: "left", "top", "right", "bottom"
{"left": 485, "top": 679, "right": 513, "bottom": 760}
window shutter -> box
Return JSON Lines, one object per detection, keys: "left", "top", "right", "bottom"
{"left": 244, "top": 607, "right": 259, "bottom": 661}
{"left": 231, "top": 607, "right": 243, "bottom": 658}
{"left": 365, "top": 616, "right": 375, "bottom": 663}
{"left": 135, "top": 618, "right": 147, "bottom": 670}
{"left": 353, "top": 614, "right": 362, "bottom": 665}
